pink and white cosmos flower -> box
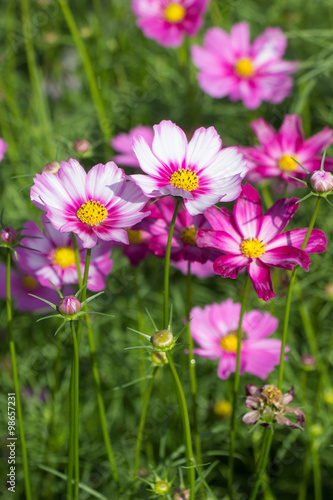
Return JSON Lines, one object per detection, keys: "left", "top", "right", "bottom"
{"left": 196, "top": 184, "right": 327, "bottom": 301}
{"left": 17, "top": 215, "right": 113, "bottom": 292}
{"left": 130, "top": 120, "right": 248, "bottom": 216}
{"left": 241, "top": 115, "right": 333, "bottom": 184}
{"left": 132, "top": 0, "right": 209, "bottom": 48}
{"left": 30, "top": 159, "right": 149, "bottom": 249}
{"left": 111, "top": 126, "right": 154, "bottom": 168}
{"left": 191, "top": 22, "right": 298, "bottom": 109}
{"left": 0, "top": 138, "right": 7, "bottom": 162}
{"left": 190, "top": 299, "right": 285, "bottom": 379}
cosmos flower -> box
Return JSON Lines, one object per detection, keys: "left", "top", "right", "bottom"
{"left": 132, "top": 0, "right": 209, "bottom": 48}
{"left": 130, "top": 120, "right": 247, "bottom": 216}
{"left": 191, "top": 22, "right": 298, "bottom": 109}
{"left": 111, "top": 126, "right": 154, "bottom": 168}
{"left": 30, "top": 159, "right": 149, "bottom": 249}
{"left": 17, "top": 215, "right": 113, "bottom": 292}
{"left": 0, "top": 138, "right": 7, "bottom": 161}
{"left": 196, "top": 184, "right": 327, "bottom": 301}
{"left": 242, "top": 384, "right": 305, "bottom": 429}
{"left": 190, "top": 298, "right": 285, "bottom": 379}
{"left": 241, "top": 115, "right": 333, "bottom": 184}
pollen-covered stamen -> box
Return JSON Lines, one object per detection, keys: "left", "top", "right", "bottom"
{"left": 220, "top": 333, "right": 238, "bottom": 352}
{"left": 53, "top": 247, "right": 76, "bottom": 268}
{"left": 261, "top": 385, "right": 283, "bottom": 406}
{"left": 235, "top": 58, "right": 254, "bottom": 77}
{"left": 180, "top": 225, "right": 197, "bottom": 245}
{"left": 278, "top": 155, "right": 298, "bottom": 171}
{"left": 76, "top": 200, "right": 108, "bottom": 226}
{"left": 22, "top": 276, "right": 38, "bottom": 290}
{"left": 170, "top": 168, "right": 199, "bottom": 192}
{"left": 241, "top": 238, "right": 265, "bottom": 258}
{"left": 127, "top": 229, "right": 144, "bottom": 245}
{"left": 164, "top": 3, "right": 186, "bottom": 23}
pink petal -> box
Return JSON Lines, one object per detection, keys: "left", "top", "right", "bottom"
{"left": 203, "top": 206, "right": 241, "bottom": 241}
{"left": 298, "top": 126, "right": 333, "bottom": 158}
{"left": 278, "top": 115, "right": 304, "bottom": 153}
{"left": 152, "top": 120, "right": 187, "bottom": 169}
{"left": 196, "top": 229, "right": 240, "bottom": 253}
{"left": 230, "top": 22, "right": 250, "bottom": 58}
{"left": 266, "top": 228, "right": 327, "bottom": 254}
{"left": 213, "top": 254, "right": 249, "bottom": 278}
{"left": 217, "top": 353, "right": 238, "bottom": 379}
{"left": 234, "top": 184, "right": 262, "bottom": 238}
{"left": 242, "top": 310, "right": 278, "bottom": 340}
{"left": 257, "top": 198, "right": 299, "bottom": 243}
{"left": 252, "top": 27, "right": 287, "bottom": 62}
{"left": 260, "top": 246, "right": 311, "bottom": 271}
{"left": 186, "top": 126, "right": 222, "bottom": 172}
{"left": 132, "top": 135, "right": 164, "bottom": 176}
{"left": 242, "top": 410, "right": 260, "bottom": 424}
{"left": 250, "top": 118, "right": 282, "bottom": 158}
{"left": 248, "top": 259, "right": 274, "bottom": 301}
{"left": 86, "top": 162, "right": 126, "bottom": 203}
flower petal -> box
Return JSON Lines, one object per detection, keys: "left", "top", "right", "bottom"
{"left": 242, "top": 410, "right": 260, "bottom": 425}
{"left": 242, "top": 310, "right": 278, "bottom": 340}
{"left": 257, "top": 197, "right": 299, "bottom": 243}
{"left": 213, "top": 254, "right": 249, "bottom": 278}
{"left": 265, "top": 228, "right": 326, "bottom": 254}
{"left": 203, "top": 206, "right": 241, "bottom": 241}
{"left": 260, "top": 246, "right": 311, "bottom": 271}
{"left": 152, "top": 120, "right": 187, "bottom": 169}
{"left": 132, "top": 135, "right": 164, "bottom": 176}
{"left": 234, "top": 184, "right": 262, "bottom": 238}
{"left": 196, "top": 229, "right": 240, "bottom": 253}
{"left": 250, "top": 118, "right": 282, "bottom": 158}
{"left": 186, "top": 126, "right": 222, "bottom": 172}
{"left": 248, "top": 259, "right": 274, "bottom": 301}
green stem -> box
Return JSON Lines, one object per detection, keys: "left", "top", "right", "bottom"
{"left": 132, "top": 368, "right": 158, "bottom": 480}
{"left": 248, "top": 431, "right": 273, "bottom": 500}
{"left": 58, "top": 0, "right": 111, "bottom": 143}
{"left": 71, "top": 321, "right": 80, "bottom": 500}
{"left": 6, "top": 249, "right": 32, "bottom": 500}
{"left": 228, "top": 273, "right": 251, "bottom": 498}
{"left": 167, "top": 352, "right": 196, "bottom": 499}
{"left": 163, "top": 199, "right": 180, "bottom": 329}
{"left": 67, "top": 360, "right": 75, "bottom": 498}
{"left": 134, "top": 266, "right": 145, "bottom": 399}
{"left": 72, "top": 234, "right": 83, "bottom": 289}
{"left": 311, "top": 438, "right": 322, "bottom": 500}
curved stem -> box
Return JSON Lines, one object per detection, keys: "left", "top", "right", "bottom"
{"left": 167, "top": 352, "right": 196, "bottom": 499}
{"left": 132, "top": 368, "right": 158, "bottom": 480}
{"left": 71, "top": 321, "right": 80, "bottom": 500}
{"left": 248, "top": 431, "right": 273, "bottom": 500}
{"left": 6, "top": 249, "right": 32, "bottom": 500}
{"left": 72, "top": 234, "right": 82, "bottom": 289}
{"left": 228, "top": 273, "right": 251, "bottom": 498}
{"left": 163, "top": 199, "right": 180, "bottom": 329}
{"left": 67, "top": 360, "right": 75, "bottom": 498}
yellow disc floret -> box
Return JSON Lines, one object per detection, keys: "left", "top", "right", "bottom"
{"left": 241, "top": 238, "right": 265, "bottom": 258}
{"left": 278, "top": 155, "right": 297, "bottom": 171}
{"left": 76, "top": 200, "right": 108, "bottom": 226}
{"left": 261, "top": 385, "right": 282, "bottom": 405}
{"left": 220, "top": 334, "right": 238, "bottom": 352}
{"left": 164, "top": 3, "right": 186, "bottom": 23}
{"left": 127, "top": 229, "right": 143, "bottom": 245}
{"left": 170, "top": 169, "right": 199, "bottom": 191}
{"left": 22, "top": 276, "right": 38, "bottom": 290}
{"left": 180, "top": 225, "right": 197, "bottom": 245}
{"left": 235, "top": 58, "right": 254, "bottom": 77}
{"left": 53, "top": 247, "right": 76, "bottom": 268}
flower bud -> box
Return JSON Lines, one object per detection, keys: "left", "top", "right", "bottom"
{"left": 42, "top": 161, "right": 61, "bottom": 174}
{"left": 173, "top": 487, "right": 190, "bottom": 500}
{"left": 301, "top": 354, "right": 316, "bottom": 369}
{"left": 310, "top": 170, "right": 333, "bottom": 194}
{"left": 58, "top": 296, "right": 81, "bottom": 317}
{"left": 214, "top": 400, "right": 232, "bottom": 418}
{"left": 0, "top": 226, "right": 18, "bottom": 245}
{"left": 154, "top": 480, "right": 169, "bottom": 495}
{"left": 74, "top": 139, "right": 91, "bottom": 154}
{"left": 151, "top": 330, "right": 174, "bottom": 350}
{"left": 152, "top": 351, "right": 168, "bottom": 366}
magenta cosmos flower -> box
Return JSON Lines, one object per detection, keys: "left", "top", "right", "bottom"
{"left": 241, "top": 115, "right": 333, "bottom": 184}
{"left": 111, "top": 126, "right": 154, "bottom": 168}
{"left": 30, "top": 159, "right": 149, "bottom": 249}
{"left": 132, "top": 0, "right": 209, "bottom": 48}
{"left": 17, "top": 215, "right": 113, "bottom": 292}
{"left": 191, "top": 22, "right": 298, "bottom": 109}
{"left": 190, "top": 299, "right": 285, "bottom": 379}
{"left": 196, "top": 184, "right": 327, "bottom": 301}
{"left": 0, "top": 138, "right": 7, "bottom": 161}
{"left": 130, "top": 120, "right": 248, "bottom": 216}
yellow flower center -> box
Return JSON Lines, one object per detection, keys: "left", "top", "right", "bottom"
{"left": 241, "top": 238, "right": 265, "bottom": 258}
{"left": 235, "top": 58, "right": 254, "bottom": 77}
{"left": 261, "top": 385, "right": 282, "bottom": 405}
{"left": 170, "top": 169, "right": 199, "bottom": 192}
{"left": 180, "top": 225, "right": 197, "bottom": 246}
{"left": 22, "top": 276, "right": 38, "bottom": 289}
{"left": 214, "top": 400, "right": 232, "bottom": 418}
{"left": 278, "top": 155, "right": 298, "bottom": 171}
{"left": 127, "top": 229, "right": 143, "bottom": 245}
{"left": 76, "top": 200, "right": 108, "bottom": 226}
{"left": 53, "top": 247, "right": 76, "bottom": 268}
{"left": 164, "top": 3, "right": 186, "bottom": 23}
{"left": 220, "top": 333, "right": 238, "bottom": 352}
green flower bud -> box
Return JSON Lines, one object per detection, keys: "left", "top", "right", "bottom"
{"left": 155, "top": 480, "right": 169, "bottom": 495}
{"left": 151, "top": 329, "right": 174, "bottom": 350}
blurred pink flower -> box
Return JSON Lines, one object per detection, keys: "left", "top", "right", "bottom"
{"left": 17, "top": 215, "right": 113, "bottom": 292}
{"left": 171, "top": 258, "right": 214, "bottom": 278}
{"left": 30, "top": 159, "right": 149, "bottom": 249}
{"left": 111, "top": 126, "right": 154, "bottom": 168}
{"left": 191, "top": 22, "right": 298, "bottom": 109}
{"left": 132, "top": 0, "right": 209, "bottom": 48}
{"left": 190, "top": 298, "right": 285, "bottom": 379}
{"left": 0, "top": 138, "right": 7, "bottom": 161}
{"left": 241, "top": 115, "right": 333, "bottom": 184}
{"left": 130, "top": 120, "right": 247, "bottom": 215}
{"left": 196, "top": 184, "right": 327, "bottom": 301}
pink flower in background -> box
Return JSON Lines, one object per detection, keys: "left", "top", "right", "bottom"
{"left": 191, "top": 22, "right": 298, "bottom": 109}
{"left": 17, "top": 215, "right": 113, "bottom": 292}
{"left": 30, "top": 159, "right": 149, "bottom": 249}
{"left": 190, "top": 298, "right": 285, "bottom": 379}
{"left": 0, "top": 138, "right": 7, "bottom": 161}
{"left": 131, "top": 120, "right": 247, "bottom": 215}
{"left": 171, "top": 259, "right": 214, "bottom": 278}
{"left": 241, "top": 115, "right": 333, "bottom": 184}
{"left": 132, "top": 0, "right": 209, "bottom": 48}
{"left": 111, "top": 126, "right": 154, "bottom": 168}
{"left": 196, "top": 184, "right": 327, "bottom": 301}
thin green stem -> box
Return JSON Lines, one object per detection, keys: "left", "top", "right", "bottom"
{"left": 248, "top": 432, "right": 273, "bottom": 500}
{"left": 72, "top": 234, "right": 83, "bottom": 289}
{"left": 228, "top": 273, "right": 251, "bottom": 498}
{"left": 163, "top": 199, "right": 180, "bottom": 329}
{"left": 71, "top": 321, "right": 80, "bottom": 500}
{"left": 67, "top": 361, "right": 75, "bottom": 498}
{"left": 134, "top": 266, "right": 145, "bottom": 399}
{"left": 6, "top": 249, "right": 32, "bottom": 500}
{"left": 167, "top": 352, "right": 196, "bottom": 499}
{"left": 58, "top": 0, "right": 111, "bottom": 144}
{"left": 132, "top": 368, "right": 158, "bottom": 480}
